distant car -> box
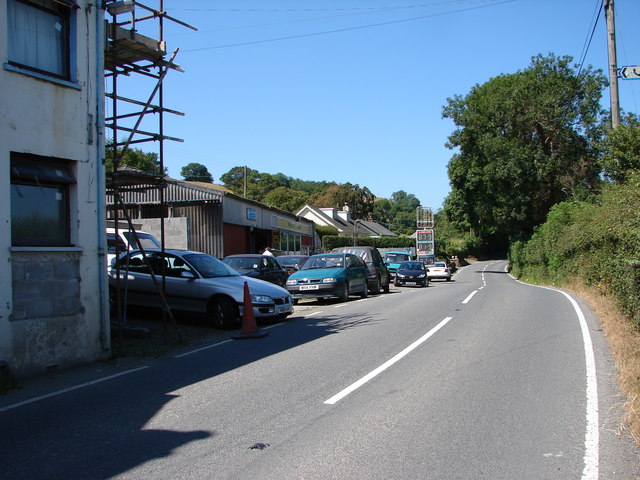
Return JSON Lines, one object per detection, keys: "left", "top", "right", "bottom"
{"left": 331, "top": 246, "right": 390, "bottom": 294}
{"left": 109, "top": 249, "right": 294, "bottom": 329}
{"left": 276, "top": 255, "right": 310, "bottom": 276}
{"left": 384, "top": 251, "right": 413, "bottom": 277}
{"left": 286, "top": 252, "right": 368, "bottom": 302}
{"left": 427, "top": 261, "right": 452, "bottom": 281}
{"left": 222, "top": 254, "right": 289, "bottom": 287}
{"left": 394, "top": 261, "right": 429, "bottom": 287}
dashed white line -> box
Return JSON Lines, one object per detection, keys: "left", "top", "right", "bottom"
{"left": 462, "top": 290, "right": 478, "bottom": 304}
{"left": 324, "top": 316, "right": 453, "bottom": 405}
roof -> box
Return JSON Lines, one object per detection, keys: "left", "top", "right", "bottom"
{"left": 297, "top": 204, "right": 397, "bottom": 237}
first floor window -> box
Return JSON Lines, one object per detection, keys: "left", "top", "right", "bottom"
{"left": 10, "top": 154, "right": 75, "bottom": 246}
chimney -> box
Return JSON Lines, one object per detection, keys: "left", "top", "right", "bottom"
{"left": 337, "top": 204, "right": 350, "bottom": 222}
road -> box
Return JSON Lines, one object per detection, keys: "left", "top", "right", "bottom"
{"left": 1, "top": 260, "right": 638, "bottom": 479}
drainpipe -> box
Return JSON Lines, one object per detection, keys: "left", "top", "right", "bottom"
{"left": 94, "top": 0, "right": 109, "bottom": 352}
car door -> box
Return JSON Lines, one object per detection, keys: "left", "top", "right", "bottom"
{"left": 346, "top": 254, "right": 367, "bottom": 292}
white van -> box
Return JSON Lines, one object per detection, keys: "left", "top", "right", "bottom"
{"left": 106, "top": 227, "right": 160, "bottom": 265}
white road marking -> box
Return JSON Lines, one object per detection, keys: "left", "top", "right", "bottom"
{"left": 324, "top": 317, "right": 453, "bottom": 405}
{"left": 462, "top": 290, "right": 478, "bottom": 304}
{"left": 0, "top": 366, "right": 149, "bottom": 413}
{"left": 507, "top": 265, "right": 599, "bottom": 480}
{"left": 174, "top": 339, "right": 232, "bottom": 358}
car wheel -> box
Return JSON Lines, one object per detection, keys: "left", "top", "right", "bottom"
{"left": 383, "top": 278, "right": 390, "bottom": 293}
{"left": 394, "top": 281, "right": 400, "bottom": 287}
{"left": 360, "top": 281, "right": 368, "bottom": 299}
{"left": 371, "top": 276, "right": 381, "bottom": 294}
{"left": 338, "top": 284, "right": 349, "bottom": 302}
{"left": 209, "top": 296, "right": 238, "bottom": 329}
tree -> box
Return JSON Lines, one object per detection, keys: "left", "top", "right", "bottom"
{"left": 598, "top": 113, "right": 640, "bottom": 183}
{"left": 105, "top": 140, "right": 164, "bottom": 175}
{"left": 442, "top": 53, "right": 607, "bottom": 247}
{"left": 181, "top": 163, "right": 213, "bottom": 183}
{"left": 312, "top": 183, "right": 375, "bottom": 220}
{"left": 262, "top": 186, "right": 309, "bottom": 212}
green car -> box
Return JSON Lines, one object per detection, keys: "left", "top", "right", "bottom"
{"left": 384, "top": 251, "right": 413, "bottom": 277}
{"left": 286, "top": 253, "right": 369, "bottom": 302}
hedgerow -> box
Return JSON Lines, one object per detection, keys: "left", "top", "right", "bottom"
{"left": 509, "top": 172, "right": 640, "bottom": 327}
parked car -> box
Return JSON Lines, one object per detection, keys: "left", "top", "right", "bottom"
{"left": 331, "top": 246, "right": 390, "bottom": 294}
{"left": 222, "top": 254, "right": 289, "bottom": 287}
{"left": 427, "top": 261, "right": 452, "bottom": 281}
{"left": 394, "top": 261, "right": 429, "bottom": 288}
{"left": 286, "top": 252, "right": 368, "bottom": 302}
{"left": 276, "top": 255, "right": 310, "bottom": 276}
{"left": 106, "top": 227, "right": 160, "bottom": 264}
{"left": 109, "top": 249, "right": 294, "bottom": 329}
{"left": 384, "top": 251, "right": 413, "bottom": 277}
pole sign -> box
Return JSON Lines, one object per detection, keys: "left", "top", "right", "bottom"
{"left": 619, "top": 66, "right": 640, "bottom": 79}
{"left": 416, "top": 229, "right": 435, "bottom": 256}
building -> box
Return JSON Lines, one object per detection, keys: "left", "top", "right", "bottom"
{"left": 106, "top": 178, "right": 317, "bottom": 257}
{"left": 1, "top": 0, "right": 109, "bottom": 377}
{"left": 296, "top": 204, "right": 397, "bottom": 238}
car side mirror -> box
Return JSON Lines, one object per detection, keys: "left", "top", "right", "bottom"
{"left": 180, "top": 271, "right": 196, "bottom": 279}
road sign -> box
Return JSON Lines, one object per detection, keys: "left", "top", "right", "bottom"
{"left": 619, "top": 66, "right": 640, "bottom": 79}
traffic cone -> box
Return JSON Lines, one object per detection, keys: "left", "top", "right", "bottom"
{"left": 232, "top": 281, "right": 268, "bottom": 339}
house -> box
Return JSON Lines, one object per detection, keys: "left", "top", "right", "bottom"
{"left": 296, "top": 204, "right": 397, "bottom": 238}
{"left": 106, "top": 177, "right": 317, "bottom": 257}
{"left": 1, "top": 0, "right": 109, "bottom": 377}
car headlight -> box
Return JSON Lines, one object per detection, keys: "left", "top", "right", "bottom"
{"left": 417, "top": 274, "right": 426, "bottom": 278}
{"left": 251, "top": 294, "right": 272, "bottom": 304}
{"left": 397, "top": 273, "right": 405, "bottom": 278}
{"left": 322, "top": 277, "right": 337, "bottom": 283}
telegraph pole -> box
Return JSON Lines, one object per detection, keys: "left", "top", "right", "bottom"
{"left": 605, "top": 0, "right": 621, "bottom": 127}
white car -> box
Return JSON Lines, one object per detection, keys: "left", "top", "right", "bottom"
{"left": 426, "top": 262, "right": 452, "bottom": 281}
{"left": 106, "top": 227, "right": 160, "bottom": 264}
{"left": 109, "top": 249, "right": 294, "bottom": 329}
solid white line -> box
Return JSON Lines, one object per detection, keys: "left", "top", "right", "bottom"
{"left": 0, "top": 366, "right": 149, "bottom": 413}
{"left": 508, "top": 268, "right": 599, "bottom": 479}
{"left": 305, "top": 311, "right": 322, "bottom": 317}
{"left": 324, "top": 317, "right": 453, "bottom": 405}
{"left": 462, "top": 290, "right": 478, "bottom": 304}
{"left": 174, "top": 339, "right": 232, "bottom": 358}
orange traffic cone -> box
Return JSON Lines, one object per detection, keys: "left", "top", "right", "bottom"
{"left": 232, "top": 281, "right": 268, "bottom": 339}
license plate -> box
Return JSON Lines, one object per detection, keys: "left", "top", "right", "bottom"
{"left": 299, "top": 284, "right": 319, "bottom": 291}
{"left": 405, "top": 282, "right": 417, "bottom": 285}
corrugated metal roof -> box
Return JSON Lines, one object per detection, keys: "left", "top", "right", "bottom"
{"left": 107, "top": 178, "right": 224, "bottom": 205}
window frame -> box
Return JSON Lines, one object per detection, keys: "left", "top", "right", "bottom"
{"left": 10, "top": 153, "right": 76, "bottom": 247}
{"left": 5, "top": 0, "right": 79, "bottom": 86}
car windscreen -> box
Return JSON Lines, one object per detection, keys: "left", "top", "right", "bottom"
{"left": 223, "top": 257, "right": 259, "bottom": 270}
{"left": 278, "top": 257, "right": 305, "bottom": 266}
{"left": 400, "top": 262, "right": 424, "bottom": 270}
{"left": 122, "top": 231, "right": 161, "bottom": 249}
{"left": 301, "top": 254, "right": 345, "bottom": 270}
{"left": 386, "top": 253, "right": 410, "bottom": 262}
{"left": 184, "top": 254, "right": 240, "bottom": 278}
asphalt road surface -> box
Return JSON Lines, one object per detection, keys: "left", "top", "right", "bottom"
{"left": 1, "top": 260, "right": 638, "bottom": 479}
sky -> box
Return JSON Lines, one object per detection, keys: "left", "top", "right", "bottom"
{"left": 110, "top": 0, "right": 640, "bottom": 211}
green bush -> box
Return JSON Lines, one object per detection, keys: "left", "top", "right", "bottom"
{"left": 321, "top": 235, "right": 415, "bottom": 252}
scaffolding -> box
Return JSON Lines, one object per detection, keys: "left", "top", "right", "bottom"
{"left": 103, "top": 0, "right": 196, "bottom": 350}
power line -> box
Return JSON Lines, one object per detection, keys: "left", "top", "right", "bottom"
{"left": 183, "top": 0, "right": 516, "bottom": 53}
{"left": 576, "top": 0, "right": 602, "bottom": 78}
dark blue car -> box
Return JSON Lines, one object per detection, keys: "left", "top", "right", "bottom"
{"left": 394, "top": 261, "right": 429, "bottom": 288}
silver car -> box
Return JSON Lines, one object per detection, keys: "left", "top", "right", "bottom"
{"left": 109, "top": 249, "right": 294, "bottom": 329}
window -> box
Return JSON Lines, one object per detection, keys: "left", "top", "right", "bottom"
{"left": 11, "top": 154, "right": 75, "bottom": 246}
{"left": 7, "top": 0, "right": 76, "bottom": 80}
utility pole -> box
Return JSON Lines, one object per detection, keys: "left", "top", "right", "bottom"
{"left": 605, "top": 0, "right": 621, "bottom": 127}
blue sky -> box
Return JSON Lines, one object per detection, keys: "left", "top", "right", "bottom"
{"left": 112, "top": 0, "right": 640, "bottom": 211}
